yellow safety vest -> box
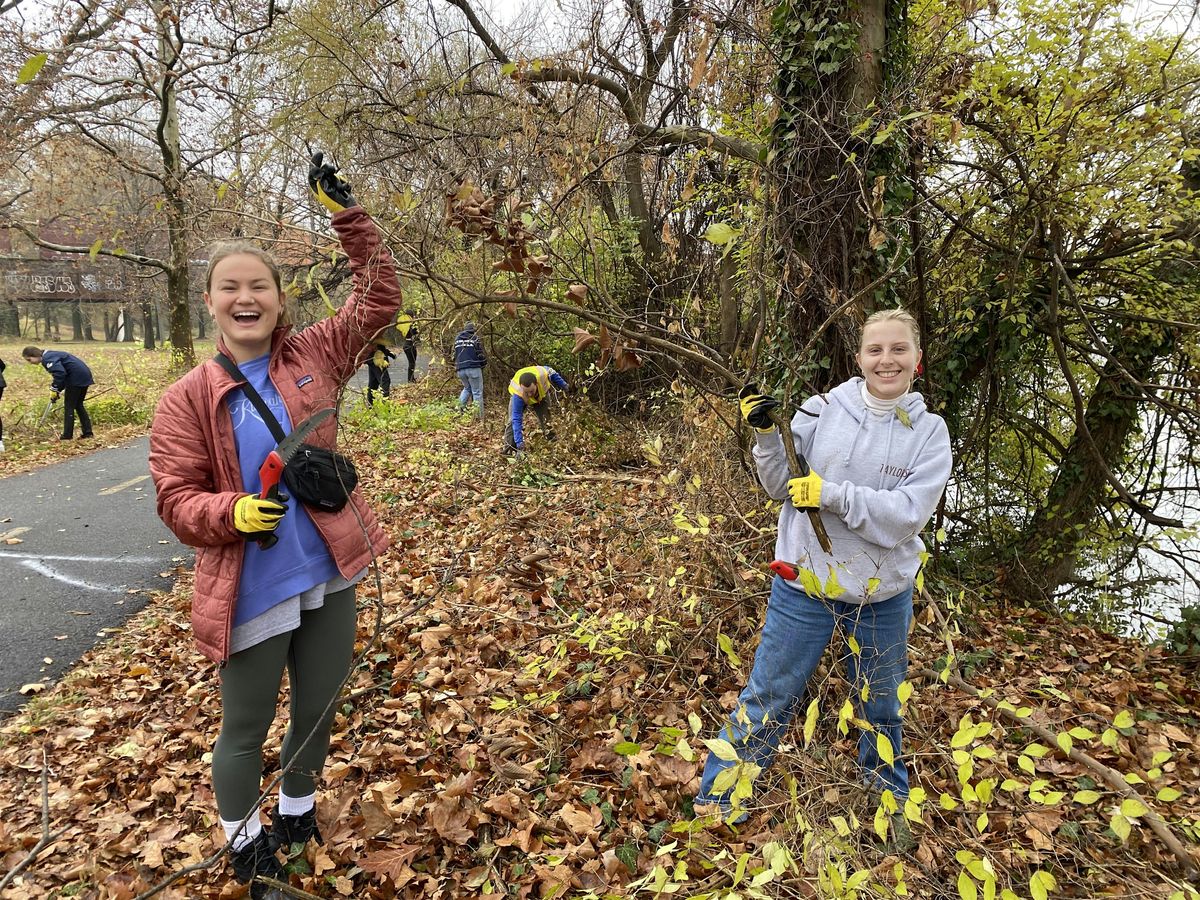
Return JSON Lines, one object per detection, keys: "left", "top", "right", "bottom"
{"left": 397, "top": 313, "right": 413, "bottom": 338}
{"left": 508, "top": 365, "right": 553, "bottom": 403}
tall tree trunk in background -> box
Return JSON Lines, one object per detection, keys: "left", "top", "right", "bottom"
{"left": 157, "top": 3, "right": 195, "bottom": 371}
{"left": 1001, "top": 322, "right": 1172, "bottom": 606}
{"left": 142, "top": 300, "right": 155, "bottom": 349}
{"left": 718, "top": 252, "right": 738, "bottom": 360}
{"left": 769, "top": 0, "right": 901, "bottom": 388}
{"left": 72, "top": 303, "right": 83, "bottom": 340}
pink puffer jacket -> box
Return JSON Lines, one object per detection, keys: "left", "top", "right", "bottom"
{"left": 149, "top": 207, "right": 396, "bottom": 663}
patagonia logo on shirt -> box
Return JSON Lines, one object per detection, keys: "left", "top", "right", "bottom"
{"left": 296, "top": 375, "right": 314, "bottom": 388}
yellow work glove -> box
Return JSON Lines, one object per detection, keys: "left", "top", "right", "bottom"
{"left": 373, "top": 350, "right": 389, "bottom": 368}
{"left": 308, "top": 151, "right": 357, "bottom": 214}
{"left": 738, "top": 383, "right": 779, "bottom": 433}
{"left": 787, "top": 471, "right": 823, "bottom": 510}
{"left": 233, "top": 494, "right": 288, "bottom": 534}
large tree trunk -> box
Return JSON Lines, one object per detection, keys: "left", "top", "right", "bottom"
{"left": 158, "top": 3, "right": 195, "bottom": 371}
{"left": 1000, "top": 324, "right": 1171, "bottom": 606}
{"left": 769, "top": 0, "right": 895, "bottom": 387}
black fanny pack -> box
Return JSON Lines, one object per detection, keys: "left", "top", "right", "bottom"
{"left": 215, "top": 354, "right": 358, "bottom": 512}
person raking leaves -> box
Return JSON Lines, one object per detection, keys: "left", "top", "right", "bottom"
{"left": 21, "top": 345, "right": 95, "bottom": 440}
{"left": 693, "top": 309, "right": 951, "bottom": 848}
{"left": 149, "top": 152, "right": 400, "bottom": 899}
{"left": 504, "top": 364, "right": 569, "bottom": 454}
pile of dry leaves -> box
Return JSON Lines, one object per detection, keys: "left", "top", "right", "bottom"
{"left": 1, "top": 393, "right": 1197, "bottom": 899}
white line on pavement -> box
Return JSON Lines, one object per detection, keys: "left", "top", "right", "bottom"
{"left": 18, "top": 559, "right": 122, "bottom": 593}
{"left": 98, "top": 475, "right": 151, "bottom": 495}
{"left": 0, "top": 551, "right": 161, "bottom": 564}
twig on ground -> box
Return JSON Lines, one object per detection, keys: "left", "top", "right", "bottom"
{"left": 0, "top": 748, "right": 68, "bottom": 891}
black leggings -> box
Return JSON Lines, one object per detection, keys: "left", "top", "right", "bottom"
{"left": 62, "top": 385, "right": 92, "bottom": 439}
{"left": 212, "top": 586, "right": 357, "bottom": 819}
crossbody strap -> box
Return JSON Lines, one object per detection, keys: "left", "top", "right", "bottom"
{"left": 214, "top": 353, "right": 287, "bottom": 444}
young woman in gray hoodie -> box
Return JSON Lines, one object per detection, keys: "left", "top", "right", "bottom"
{"left": 695, "top": 309, "right": 952, "bottom": 828}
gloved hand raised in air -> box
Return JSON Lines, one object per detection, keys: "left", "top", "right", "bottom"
{"left": 787, "top": 471, "right": 823, "bottom": 511}
{"left": 738, "top": 383, "right": 779, "bottom": 432}
{"left": 308, "top": 151, "right": 358, "bottom": 214}
{"left": 233, "top": 494, "right": 289, "bottom": 535}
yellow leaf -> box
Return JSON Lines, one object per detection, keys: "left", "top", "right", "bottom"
{"left": 1030, "top": 869, "right": 1056, "bottom": 900}
{"left": 1113, "top": 710, "right": 1135, "bottom": 729}
{"left": 1018, "top": 755, "right": 1036, "bottom": 775}
{"left": 1151, "top": 750, "right": 1172, "bottom": 766}
{"left": 1120, "top": 798, "right": 1148, "bottom": 818}
{"left": 88, "top": 238, "right": 103, "bottom": 261}
{"left": 939, "top": 792, "right": 959, "bottom": 810}
{"left": 874, "top": 804, "right": 889, "bottom": 841}
{"left": 1072, "top": 790, "right": 1102, "bottom": 805}
{"left": 1024, "top": 743, "right": 1050, "bottom": 758}
{"left": 1156, "top": 787, "right": 1182, "bottom": 803}
{"left": 958, "top": 870, "right": 977, "bottom": 900}
{"left": 717, "top": 633, "right": 742, "bottom": 667}
{"left": 803, "top": 698, "right": 818, "bottom": 747}
{"left": 1101, "top": 728, "right": 1119, "bottom": 749}
{"left": 17, "top": 52, "right": 48, "bottom": 85}
{"left": 1056, "top": 733, "right": 1073, "bottom": 754}
{"left": 1067, "top": 726, "right": 1096, "bottom": 740}
{"left": 688, "top": 712, "right": 703, "bottom": 734}
{"left": 897, "top": 680, "right": 913, "bottom": 704}
{"left": 1110, "top": 812, "right": 1131, "bottom": 842}
{"left": 975, "top": 812, "right": 988, "bottom": 832}
{"left": 831, "top": 815, "right": 851, "bottom": 837}
{"left": 703, "top": 738, "right": 739, "bottom": 762}
{"left": 847, "top": 634, "right": 861, "bottom": 656}
{"left": 677, "top": 737, "right": 695, "bottom": 762}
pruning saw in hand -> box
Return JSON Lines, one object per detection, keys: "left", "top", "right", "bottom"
{"left": 253, "top": 407, "right": 333, "bottom": 550}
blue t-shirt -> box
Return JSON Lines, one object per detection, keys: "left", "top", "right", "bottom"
{"left": 227, "top": 353, "right": 338, "bottom": 626}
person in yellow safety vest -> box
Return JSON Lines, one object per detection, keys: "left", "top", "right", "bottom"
{"left": 505, "top": 365, "right": 569, "bottom": 454}
{"left": 396, "top": 309, "right": 418, "bottom": 382}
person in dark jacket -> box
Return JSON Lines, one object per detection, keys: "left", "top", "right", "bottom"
{"left": 452, "top": 322, "right": 486, "bottom": 419}
{"left": 365, "top": 342, "right": 394, "bottom": 400}
{"left": 0, "top": 355, "right": 7, "bottom": 452}
{"left": 397, "top": 310, "right": 418, "bottom": 382}
{"left": 22, "top": 346, "right": 94, "bottom": 440}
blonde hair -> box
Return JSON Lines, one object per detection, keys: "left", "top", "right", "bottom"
{"left": 204, "top": 241, "right": 290, "bottom": 327}
{"left": 861, "top": 308, "right": 920, "bottom": 351}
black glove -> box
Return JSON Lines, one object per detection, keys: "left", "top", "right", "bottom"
{"left": 308, "top": 151, "right": 357, "bottom": 213}
{"left": 738, "top": 383, "right": 780, "bottom": 432}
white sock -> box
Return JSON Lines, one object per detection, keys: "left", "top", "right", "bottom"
{"left": 278, "top": 790, "right": 316, "bottom": 817}
{"left": 220, "top": 814, "right": 263, "bottom": 852}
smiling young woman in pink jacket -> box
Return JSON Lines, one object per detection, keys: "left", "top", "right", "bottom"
{"left": 149, "top": 154, "right": 398, "bottom": 899}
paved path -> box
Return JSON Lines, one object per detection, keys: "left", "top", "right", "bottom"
{"left": 0, "top": 355, "right": 435, "bottom": 718}
{"left": 0, "top": 436, "right": 186, "bottom": 717}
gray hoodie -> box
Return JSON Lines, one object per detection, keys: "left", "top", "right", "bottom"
{"left": 752, "top": 377, "right": 951, "bottom": 604}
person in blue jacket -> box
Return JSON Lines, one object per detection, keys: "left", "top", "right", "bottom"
{"left": 22, "top": 346, "right": 95, "bottom": 440}
{"left": 452, "top": 322, "right": 487, "bottom": 419}
{"left": 504, "top": 364, "right": 569, "bottom": 454}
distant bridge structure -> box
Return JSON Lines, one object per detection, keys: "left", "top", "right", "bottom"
{"left": 0, "top": 259, "right": 205, "bottom": 304}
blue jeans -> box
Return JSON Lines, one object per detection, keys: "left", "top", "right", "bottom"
{"left": 697, "top": 577, "right": 913, "bottom": 811}
{"left": 456, "top": 367, "right": 484, "bottom": 418}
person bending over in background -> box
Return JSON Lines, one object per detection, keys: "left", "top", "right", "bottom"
{"left": 504, "top": 364, "right": 568, "bottom": 455}
{"left": 0, "top": 355, "right": 7, "bottom": 452}
{"left": 694, "top": 309, "right": 951, "bottom": 848}
{"left": 21, "top": 345, "right": 94, "bottom": 441}
{"left": 149, "top": 153, "right": 401, "bottom": 899}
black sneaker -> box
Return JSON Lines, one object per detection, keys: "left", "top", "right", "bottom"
{"left": 229, "top": 830, "right": 285, "bottom": 899}
{"left": 270, "top": 806, "right": 323, "bottom": 853}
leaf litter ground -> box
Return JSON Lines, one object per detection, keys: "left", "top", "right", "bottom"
{"left": 1, "top": 388, "right": 1198, "bottom": 899}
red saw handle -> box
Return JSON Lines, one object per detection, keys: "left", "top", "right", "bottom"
{"left": 253, "top": 450, "right": 285, "bottom": 550}
{"left": 769, "top": 560, "right": 799, "bottom": 581}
